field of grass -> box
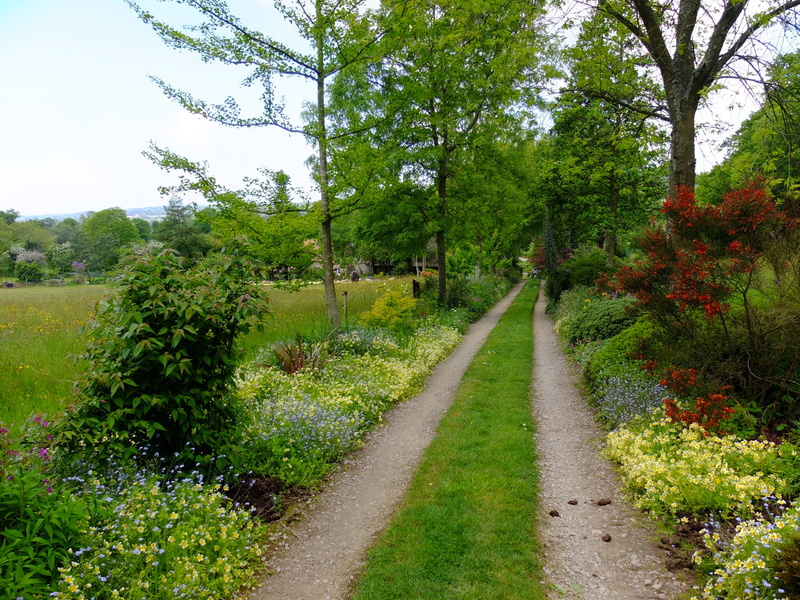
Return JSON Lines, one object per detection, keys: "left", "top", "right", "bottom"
{"left": 0, "top": 285, "right": 108, "bottom": 424}
{"left": 351, "top": 281, "right": 543, "bottom": 600}
{"left": 0, "top": 276, "right": 416, "bottom": 425}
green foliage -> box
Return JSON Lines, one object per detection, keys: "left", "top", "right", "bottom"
{"left": 80, "top": 207, "right": 140, "bottom": 273}
{"left": 563, "top": 249, "right": 609, "bottom": 287}
{"left": 565, "top": 296, "right": 637, "bottom": 344}
{"left": 57, "top": 249, "right": 268, "bottom": 471}
{"left": 585, "top": 319, "right": 654, "bottom": 384}
{"left": 360, "top": 290, "right": 418, "bottom": 331}
{"left": 0, "top": 418, "right": 94, "bottom": 599}
{"left": 153, "top": 197, "right": 214, "bottom": 261}
{"left": 771, "top": 527, "right": 800, "bottom": 598}
{"left": 13, "top": 261, "right": 43, "bottom": 283}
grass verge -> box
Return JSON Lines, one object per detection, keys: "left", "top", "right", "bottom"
{"left": 350, "top": 281, "right": 544, "bottom": 600}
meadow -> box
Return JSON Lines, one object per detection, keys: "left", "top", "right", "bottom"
{"left": 0, "top": 276, "right": 414, "bottom": 426}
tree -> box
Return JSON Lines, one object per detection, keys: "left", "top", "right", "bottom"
{"left": 698, "top": 50, "right": 800, "bottom": 205}
{"left": 81, "top": 208, "right": 141, "bottom": 272}
{"left": 0, "top": 210, "right": 19, "bottom": 225}
{"left": 153, "top": 197, "right": 213, "bottom": 261}
{"left": 127, "top": 0, "right": 387, "bottom": 327}
{"left": 131, "top": 218, "right": 152, "bottom": 242}
{"left": 366, "top": 0, "right": 545, "bottom": 303}
{"left": 548, "top": 13, "right": 667, "bottom": 262}
{"left": 144, "top": 147, "right": 317, "bottom": 275}
{"left": 593, "top": 0, "right": 800, "bottom": 192}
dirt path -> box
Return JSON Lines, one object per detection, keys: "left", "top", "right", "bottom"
{"left": 532, "top": 286, "right": 690, "bottom": 599}
{"left": 248, "top": 282, "right": 525, "bottom": 600}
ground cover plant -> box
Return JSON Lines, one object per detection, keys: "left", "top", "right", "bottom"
{"left": 604, "top": 418, "right": 795, "bottom": 519}
{"left": 0, "top": 285, "right": 107, "bottom": 422}
{"left": 238, "top": 323, "right": 463, "bottom": 485}
{"left": 350, "top": 282, "right": 543, "bottom": 600}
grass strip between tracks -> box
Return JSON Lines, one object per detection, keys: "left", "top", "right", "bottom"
{"left": 350, "top": 281, "right": 544, "bottom": 600}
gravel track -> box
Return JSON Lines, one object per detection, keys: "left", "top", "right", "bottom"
{"left": 533, "top": 286, "right": 690, "bottom": 599}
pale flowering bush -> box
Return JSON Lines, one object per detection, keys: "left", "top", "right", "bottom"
{"left": 692, "top": 501, "right": 799, "bottom": 600}
{"left": 604, "top": 418, "right": 788, "bottom": 518}
{"left": 238, "top": 324, "right": 462, "bottom": 485}
{"left": 53, "top": 468, "right": 266, "bottom": 600}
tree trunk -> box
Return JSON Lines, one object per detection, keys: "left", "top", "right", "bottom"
{"left": 669, "top": 100, "right": 698, "bottom": 192}
{"left": 605, "top": 168, "right": 618, "bottom": 266}
{"left": 315, "top": 12, "right": 340, "bottom": 329}
{"left": 436, "top": 163, "right": 448, "bottom": 305}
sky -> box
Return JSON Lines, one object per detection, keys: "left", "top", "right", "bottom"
{"left": 0, "top": 0, "right": 316, "bottom": 218}
{"left": 0, "top": 0, "right": 790, "bottom": 219}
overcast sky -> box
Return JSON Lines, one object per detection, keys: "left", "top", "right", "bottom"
{"left": 0, "top": 0, "right": 786, "bottom": 220}
{"left": 0, "top": 0, "right": 316, "bottom": 218}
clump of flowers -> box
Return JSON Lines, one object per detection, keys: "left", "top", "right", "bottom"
{"left": 595, "top": 366, "right": 667, "bottom": 429}
{"left": 604, "top": 418, "right": 787, "bottom": 518}
{"left": 53, "top": 467, "right": 267, "bottom": 599}
{"left": 238, "top": 324, "right": 462, "bottom": 485}
{"left": 692, "top": 500, "right": 800, "bottom": 600}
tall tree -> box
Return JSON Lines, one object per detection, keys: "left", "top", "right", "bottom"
{"left": 154, "top": 197, "right": 213, "bottom": 261}
{"left": 127, "top": 0, "right": 386, "bottom": 327}
{"left": 81, "top": 208, "right": 141, "bottom": 272}
{"left": 550, "top": 13, "right": 667, "bottom": 261}
{"left": 592, "top": 0, "right": 800, "bottom": 192}
{"left": 371, "top": 0, "right": 545, "bottom": 303}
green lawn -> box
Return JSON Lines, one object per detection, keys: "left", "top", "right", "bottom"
{"left": 351, "top": 281, "right": 544, "bottom": 600}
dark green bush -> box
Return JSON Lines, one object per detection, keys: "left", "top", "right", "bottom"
{"left": 585, "top": 318, "right": 654, "bottom": 384}
{"left": 563, "top": 249, "right": 608, "bottom": 287}
{"left": 56, "top": 249, "right": 269, "bottom": 472}
{"left": 566, "top": 297, "right": 638, "bottom": 345}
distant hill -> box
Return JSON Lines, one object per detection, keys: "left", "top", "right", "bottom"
{"left": 20, "top": 204, "right": 207, "bottom": 223}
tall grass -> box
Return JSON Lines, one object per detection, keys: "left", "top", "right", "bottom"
{"left": 0, "top": 276, "right": 417, "bottom": 425}
{"left": 0, "top": 285, "right": 108, "bottom": 424}
{"left": 241, "top": 276, "right": 416, "bottom": 356}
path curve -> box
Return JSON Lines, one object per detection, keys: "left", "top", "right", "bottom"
{"left": 249, "top": 282, "right": 525, "bottom": 600}
{"left": 533, "top": 286, "right": 690, "bottom": 599}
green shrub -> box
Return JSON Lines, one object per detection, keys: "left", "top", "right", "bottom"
{"left": 585, "top": 318, "right": 654, "bottom": 384}
{"left": 563, "top": 249, "right": 608, "bottom": 287}
{"left": 566, "top": 296, "right": 638, "bottom": 344}
{"left": 14, "top": 262, "right": 44, "bottom": 284}
{"left": 360, "top": 290, "right": 418, "bottom": 331}
{"left": 0, "top": 418, "right": 96, "bottom": 598}
{"left": 56, "top": 249, "right": 268, "bottom": 473}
